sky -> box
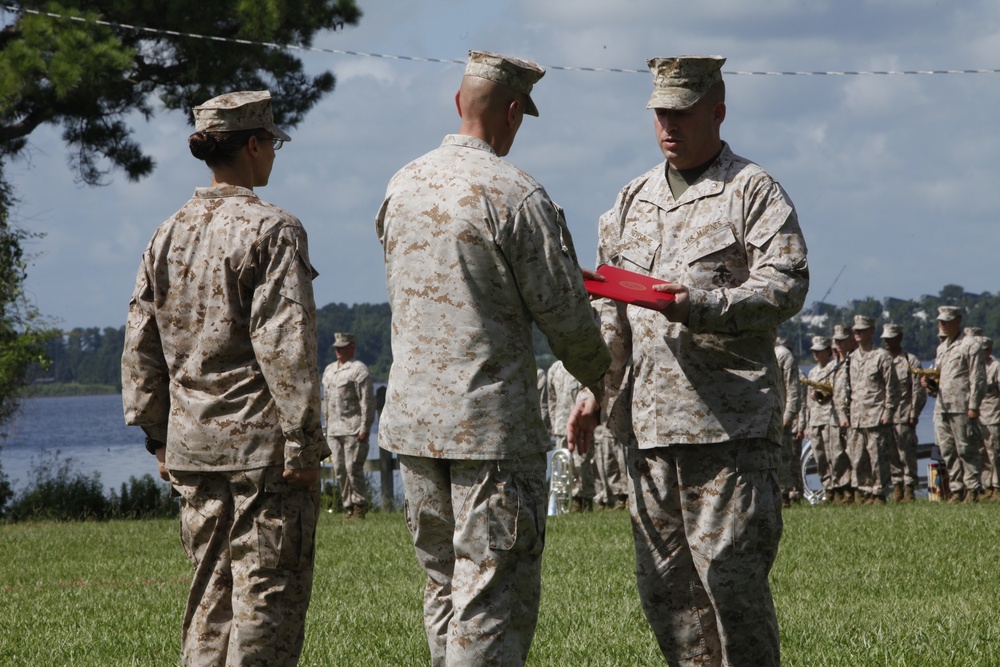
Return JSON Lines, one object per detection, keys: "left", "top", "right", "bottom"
{"left": 8, "top": 0, "right": 1000, "bottom": 330}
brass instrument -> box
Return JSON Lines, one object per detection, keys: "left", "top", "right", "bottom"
{"left": 547, "top": 448, "right": 575, "bottom": 516}
{"left": 800, "top": 440, "right": 826, "bottom": 505}
{"left": 800, "top": 377, "right": 833, "bottom": 405}
{"left": 911, "top": 366, "right": 940, "bottom": 392}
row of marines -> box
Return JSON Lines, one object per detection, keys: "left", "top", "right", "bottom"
{"left": 785, "top": 306, "right": 999, "bottom": 505}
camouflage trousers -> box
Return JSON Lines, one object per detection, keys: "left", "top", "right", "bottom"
{"left": 171, "top": 467, "right": 319, "bottom": 667}
{"left": 777, "top": 424, "right": 802, "bottom": 498}
{"left": 981, "top": 422, "right": 1000, "bottom": 489}
{"left": 555, "top": 433, "right": 594, "bottom": 500}
{"left": 328, "top": 433, "right": 369, "bottom": 509}
{"left": 806, "top": 424, "right": 832, "bottom": 494}
{"left": 828, "top": 425, "right": 852, "bottom": 491}
{"left": 888, "top": 423, "right": 919, "bottom": 487}
{"left": 399, "top": 453, "right": 548, "bottom": 667}
{"left": 849, "top": 425, "right": 891, "bottom": 497}
{"left": 934, "top": 412, "right": 983, "bottom": 493}
{"left": 593, "top": 426, "right": 627, "bottom": 506}
{"left": 626, "top": 440, "right": 782, "bottom": 667}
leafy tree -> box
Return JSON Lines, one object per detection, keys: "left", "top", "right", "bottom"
{"left": 0, "top": 2, "right": 362, "bottom": 489}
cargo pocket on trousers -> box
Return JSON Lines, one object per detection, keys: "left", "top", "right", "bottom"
{"left": 488, "top": 472, "right": 544, "bottom": 555}
{"left": 488, "top": 480, "right": 519, "bottom": 551}
{"left": 257, "top": 469, "right": 316, "bottom": 571}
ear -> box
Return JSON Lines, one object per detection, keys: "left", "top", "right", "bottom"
{"left": 246, "top": 134, "right": 261, "bottom": 156}
{"left": 454, "top": 90, "right": 463, "bottom": 118}
{"left": 713, "top": 101, "right": 727, "bottom": 125}
{"left": 506, "top": 99, "right": 521, "bottom": 127}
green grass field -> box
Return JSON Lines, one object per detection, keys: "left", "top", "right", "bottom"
{"left": 1, "top": 502, "right": 998, "bottom": 666}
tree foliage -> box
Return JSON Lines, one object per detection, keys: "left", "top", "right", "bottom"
{"left": 0, "top": 0, "right": 362, "bottom": 185}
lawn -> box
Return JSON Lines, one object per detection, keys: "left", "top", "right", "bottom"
{"left": 1, "top": 501, "right": 998, "bottom": 666}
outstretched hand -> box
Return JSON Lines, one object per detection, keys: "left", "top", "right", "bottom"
{"left": 283, "top": 468, "right": 320, "bottom": 488}
{"left": 652, "top": 282, "right": 690, "bottom": 324}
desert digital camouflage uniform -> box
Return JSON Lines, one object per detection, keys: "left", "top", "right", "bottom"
{"left": 547, "top": 359, "right": 594, "bottom": 507}
{"left": 593, "top": 57, "right": 808, "bottom": 665}
{"left": 375, "top": 51, "right": 610, "bottom": 667}
{"left": 840, "top": 317, "right": 900, "bottom": 502}
{"left": 321, "top": 346, "right": 375, "bottom": 514}
{"left": 932, "top": 320, "right": 985, "bottom": 498}
{"left": 592, "top": 423, "right": 628, "bottom": 509}
{"left": 537, "top": 367, "right": 551, "bottom": 433}
{"left": 830, "top": 328, "right": 856, "bottom": 500}
{"left": 979, "top": 347, "right": 999, "bottom": 496}
{"left": 122, "top": 177, "right": 326, "bottom": 664}
{"left": 883, "top": 334, "right": 927, "bottom": 498}
{"left": 774, "top": 340, "right": 803, "bottom": 503}
{"left": 803, "top": 346, "right": 836, "bottom": 497}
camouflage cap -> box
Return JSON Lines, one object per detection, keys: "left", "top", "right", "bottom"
{"left": 810, "top": 335, "right": 832, "bottom": 351}
{"left": 937, "top": 305, "right": 962, "bottom": 321}
{"left": 832, "top": 324, "right": 851, "bottom": 340}
{"left": 984, "top": 337, "right": 994, "bottom": 349}
{"left": 852, "top": 314, "right": 875, "bottom": 331}
{"left": 332, "top": 332, "right": 356, "bottom": 348}
{"left": 964, "top": 326, "right": 984, "bottom": 337}
{"left": 646, "top": 56, "right": 726, "bottom": 110}
{"left": 464, "top": 50, "right": 545, "bottom": 117}
{"left": 193, "top": 90, "right": 291, "bottom": 142}
{"left": 881, "top": 323, "right": 903, "bottom": 339}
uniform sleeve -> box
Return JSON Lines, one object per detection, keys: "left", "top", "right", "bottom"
{"left": 500, "top": 188, "right": 610, "bottom": 392}
{"left": 883, "top": 354, "right": 902, "bottom": 423}
{"left": 121, "top": 251, "right": 170, "bottom": 444}
{"left": 359, "top": 366, "right": 376, "bottom": 433}
{"left": 248, "top": 222, "right": 327, "bottom": 469}
{"left": 686, "top": 179, "right": 809, "bottom": 335}
{"left": 910, "top": 355, "right": 928, "bottom": 418}
{"left": 969, "top": 341, "right": 986, "bottom": 411}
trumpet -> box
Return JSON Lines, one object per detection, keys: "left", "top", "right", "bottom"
{"left": 547, "top": 448, "right": 575, "bottom": 516}
{"left": 911, "top": 366, "right": 940, "bottom": 392}
{"left": 800, "top": 377, "right": 833, "bottom": 405}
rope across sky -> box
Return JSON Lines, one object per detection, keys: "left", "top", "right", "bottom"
{"left": 6, "top": 4, "right": 1000, "bottom": 77}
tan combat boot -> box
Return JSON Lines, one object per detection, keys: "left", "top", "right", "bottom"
{"left": 902, "top": 484, "right": 916, "bottom": 503}
{"left": 892, "top": 484, "right": 904, "bottom": 502}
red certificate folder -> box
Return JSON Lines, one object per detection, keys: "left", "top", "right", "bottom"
{"left": 584, "top": 264, "right": 676, "bottom": 311}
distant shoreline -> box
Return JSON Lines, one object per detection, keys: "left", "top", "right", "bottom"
{"left": 24, "top": 383, "right": 119, "bottom": 398}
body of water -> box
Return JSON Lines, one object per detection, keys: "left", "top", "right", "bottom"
{"left": 0, "top": 394, "right": 385, "bottom": 494}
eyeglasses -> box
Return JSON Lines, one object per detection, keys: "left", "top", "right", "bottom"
{"left": 270, "top": 137, "right": 284, "bottom": 151}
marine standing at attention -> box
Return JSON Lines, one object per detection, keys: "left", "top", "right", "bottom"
{"left": 375, "top": 50, "right": 610, "bottom": 666}
{"left": 568, "top": 55, "right": 808, "bottom": 666}
{"left": 321, "top": 332, "right": 376, "bottom": 519}
{"left": 122, "top": 91, "right": 326, "bottom": 666}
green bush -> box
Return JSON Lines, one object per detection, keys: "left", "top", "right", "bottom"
{"left": 7, "top": 450, "right": 108, "bottom": 521}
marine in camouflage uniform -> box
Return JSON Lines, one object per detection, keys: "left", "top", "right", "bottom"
{"left": 926, "top": 307, "right": 986, "bottom": 502}
{"left": 570, "top": 56, "right": 808, "bottom": 667}
{"left": 880, "top": 323, "right": 927, "bottom": 502}
{"left": 547, "top": 359, "right": 594, "bottom": 510}
{"left": 775, "top": 338, "right": 803, "bottom": 505}
{"left": 374, "top": 51, "right": 610, "bottom": 667}
{"left": 321, "top": 332, "right": 376, "bottom": 519}
{"left": 801, "top": 336, "right": 836, "bottom": 500}
{"left": 840, "top": 315, "right": 901, "bottom": 504}
{"left": 979, "top": 338, "right": 1000, "bottom": 499}
{"left": 830, "top": 325, "right": 857, "bottom": 503}
{"left": 121, "top": 91, "right": 326, "bottom": 666}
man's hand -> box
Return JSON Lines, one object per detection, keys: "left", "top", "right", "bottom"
{"left": 358, "top": 431, "right": 369, "bottom": 441}
{"left": 968, "top": 408, "right": 979, "bottom": 420}
{"left": 581, "top": 267, "right": 605, "bottom": 283}
{"left": 283, "top": 468, "right": 321, "bottom": 488}
{"left": 154, "top": 446, "right": 169, "bottom": 482}
{"left": 652, "top": 282, "right": 690, "bottom": 324}
{"left": 566, "top": 395, "right": 601, "bottom": 455}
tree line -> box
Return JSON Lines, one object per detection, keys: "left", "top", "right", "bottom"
{"left": 27, "top": 284, "right": 1000, "bottom": 392}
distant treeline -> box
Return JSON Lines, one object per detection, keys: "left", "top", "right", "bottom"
{"left": 778, "top": 284, "right": 1000, "bottom": 363}
{"left": 27, "top": 285, "right": 999, "bottom": 393}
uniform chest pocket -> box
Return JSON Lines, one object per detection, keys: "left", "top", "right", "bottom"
{"left": 684, "top": 222, "right": 749, "bottom": 289}
{"left": 618, "top": 228, "right": 661, "bottom": 273}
